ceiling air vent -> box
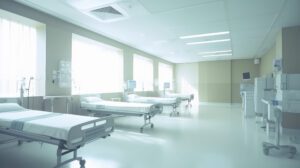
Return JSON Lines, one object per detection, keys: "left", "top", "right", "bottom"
{"left": 88, "top": 4, "right": 128, "bottom": 22}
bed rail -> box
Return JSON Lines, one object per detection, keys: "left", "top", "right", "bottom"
{"left": 66, "top": 116, "right": 114, "bottom": 149}
{"left": 0, "top": 115, "right": 114, "bottom": 168}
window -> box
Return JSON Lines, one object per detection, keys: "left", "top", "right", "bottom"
{"left": 72, "top": 34, "right": 123, "bottom": 94}
{"left": 133, "top": 54, "right": 153, "bottom": 91}
{"left": 159, "top": 62, "right": 173, "bottom": 90}
{"left": 0, "top": 15, "right": 39, "bottom": 97}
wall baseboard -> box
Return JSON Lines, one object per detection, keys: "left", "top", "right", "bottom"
{"left": 199, "top": 102, "right": 242, "bottom": 107}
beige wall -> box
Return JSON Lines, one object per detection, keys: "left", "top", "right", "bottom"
{"left": 276, "top": 30, "right": 283, "bottom": 59}
{"left": 282, "top": 25, "right": 300, "bottom": 73}
{"left": 260, "top": 46, "right": 276, "bottom": 76}
{"left": 176, "top": 59, "right": 260, "bottom": 104}
{"left": 231, "top": 59, "right": 260, "bottom": 103}
{"left": 258, "top": 29, "right": 283, "bottom": 78}
{"left": 199, "top": 60, "right": 232, "bottom": 103}
{"left": 175, "top": 63, "right": 199, "bottom": 103}
{"left": 46, "top": 25, "right": 72, "bottom": 96}
{"left": 260, "top": 25, "right": 300, "bottom": 76}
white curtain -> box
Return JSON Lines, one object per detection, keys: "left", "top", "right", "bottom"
{"left": 0, "top": 17, "right": 37, "bottom": 97}
{"left": 133, "top": 54, "right": 154, "bottom": 91}
{"left": 72, "top": 34, "right": 124, "bottom": 94}
{"left": 159, "top": 62, "right": 173, "bottom": 90}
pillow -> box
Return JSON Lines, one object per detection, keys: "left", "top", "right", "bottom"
{"left": 82, "top": 97, "right": 102, "bottom": 103}
{"left": 127, "top": 94, "right": 138, "bottom": 100}
{"left": 0, "top": 103, "right": 25, "bottom": 112}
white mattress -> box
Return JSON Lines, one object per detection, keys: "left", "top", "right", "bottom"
{"left": 81, "top": 101, "right": 155, "bottom": 114}
{"left": 165, "top": 92, "right": 193, "bottom": 100}
{"left": 0, "top": 110, "right": 98, "bottom": 141}
{"left": 127, "top": 95, "right": 178, "bottom": 105}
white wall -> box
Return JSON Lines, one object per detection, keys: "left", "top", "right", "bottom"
{"left": 175, "top": 63, "right": 199, "bottom": 104}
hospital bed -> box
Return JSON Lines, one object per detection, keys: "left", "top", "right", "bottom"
{"left": 125, "top": 94, "right": 181, "bottom": 116}
{"left": 0, "top": 103, "right": 114, "bottom": 168}
{"left": 163, "top": 92, "right": 194, "bottom": 107}
{"left": 80, "top": 96, "right": 162, "bottom": 133}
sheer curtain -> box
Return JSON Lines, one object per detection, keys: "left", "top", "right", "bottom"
{"left": 0, "top": 17, "right": 37, "bottom": 97}
{"left": 133, "top": 54, "right": 154, "bottom": 91}
{"left": 159, "top": 62, "right": 173, "bottom": 90}
{"left": 72, "top": 34, "right": 124, "bottom": 94}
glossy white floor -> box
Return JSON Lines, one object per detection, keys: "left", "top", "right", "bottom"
{"left": 0, "top": 104, "right": 299, "bottom": 168}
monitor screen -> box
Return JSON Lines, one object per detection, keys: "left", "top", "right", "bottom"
{"left": 127, "top": 80, "right": 136, "bottom": 90}
{"left": 163, "top": 82, "right": 170, "bottom": 89}
{"left": 242, "top": 72, "right": 250, "bottom": 80}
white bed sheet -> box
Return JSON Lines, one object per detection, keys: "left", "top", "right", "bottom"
{"left": 81, "top": 101, "right": 154, "bottom": 114}
{"left": 165, "top": 92, "right": 193, "bottom": 100}
{"left": 0, "top": 110, "right": 98, "bottom": 141}
{"left": 127, "top": 95, "right": 178, "bottom": 105}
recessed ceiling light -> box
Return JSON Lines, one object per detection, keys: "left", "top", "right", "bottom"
{"left": 180, "top": 31, "right": 230, "bottom": 39}
{"left": 186, "top": 39, "right": 230, "bottom": 45}
{"left": 198, "top": 50, "right": 232, "bottom": 55}
{"left": 202, "top": 53, "right": 232, "bottom": 58}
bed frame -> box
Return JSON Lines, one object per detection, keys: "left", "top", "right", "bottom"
{"left": 0, "top": 116, "right": 114, "bottom": 168}
{"left": 171, "top": 98, "right": 181, "bottom": 116}
{"left": 82, "top": 104, "right": 162, "bottom": 133}
{"left": 139, "top": 97, "right": 181, "bottom": 117}
{"left": 181, "top": 94, "right": 194, "bottom": 108}
{"left": 164, "top": 92, "right": 194, "bottom": 109}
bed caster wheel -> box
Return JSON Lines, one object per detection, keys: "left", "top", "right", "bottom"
{"left": 18, "top": 140, "right": 23, "bottom": 146}
{"left": 79, "top": 159, "right": 86, "bottom": 167}
{"left": 289, "top": 147, "right": 297, "bottom": 159}
{"left": 262, "top": 142, "right": 270, "bottom": 148}
{"left": 151, "top": 124, "right": 154, "bottom": 128}
{"left": 290, "top": 147, "right": 297, "bottom": 154}
{"left": 263, "top": 148, "right": 269, "bottom": 155}
{"left": 288, "top": 153, "right": 295, "bottom": 159}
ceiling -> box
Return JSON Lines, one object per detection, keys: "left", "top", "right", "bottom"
{"left": 15, "top": 0, "right": 300, "bottom": 63}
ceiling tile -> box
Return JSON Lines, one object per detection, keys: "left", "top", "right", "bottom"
{"left": 14, "top": 0, "right": 299, "bottom": 63}
{"left": 226, "top": 0, "right": 285, "bottom": 20}
{"left": 138, "top": 0, "right": 219, "bottom": 14}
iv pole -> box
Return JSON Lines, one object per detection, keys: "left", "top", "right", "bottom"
{"left": 20, "top": 77, "right": 26, "bottom": 107}
{"left": 26, "top": 77, "right": 34, "bottom": 109}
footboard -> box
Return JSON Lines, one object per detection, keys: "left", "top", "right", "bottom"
{"left": 175, "top": 97, "right": 182, "bottom": 107}
{"left": 66, "top": 116, "right": 114, "bottom": 149}
{"left": 150, "top": 104, "right": 163, "bottom": 116}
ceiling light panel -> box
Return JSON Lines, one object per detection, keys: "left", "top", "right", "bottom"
{"left": 187, "top": 41, "right": 232, "bottom": 55}
{"left": 202, "top": 53, "right": 232, "bottom": 57}
{"left": 186, "top": 39, "right": 230, "bottom": 45}
{"left": 180, "top": 31, "right": 230, "bottom": 39}
{"left": 198, "top": 50, "right": 232, "bottom": 55}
